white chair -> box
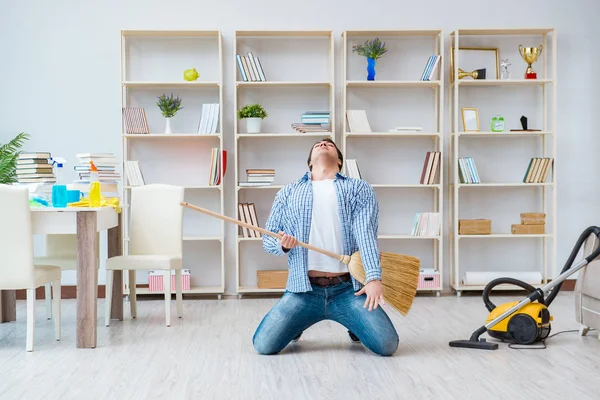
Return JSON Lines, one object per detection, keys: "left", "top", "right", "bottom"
{"left": 0, "top": 185, "right": 62, "bottom": 351}
{"left": 35, "top": 234, "right": 99, "bottom": 320}
{"left": 104, "top": 184, "right": 184, "bottom": 327}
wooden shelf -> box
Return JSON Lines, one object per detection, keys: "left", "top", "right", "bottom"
{"left": 123, "top": 133, "right": 221, "bottom": 139}
{"left": 454, "top": 131, "right": 552, "bottom": 137}
{"left": 121, "top": 30, "right": 220, "bottom": 37}
{"left": 345, "top": 132, "right": 441, "bottom": 138}
{"left": 234, "top": 30, "right": 335, "bottom": 295}
{"left": 128, "top": 286, "right": 224, "bottom": 295}
{"left": 449, "top": 28, "right": 557, "bottom": 297}
{"left": 346, "top": 80, "right": 440, "bottom": 88}
{"left": 236, "top": 81, "right": 331, "bottom": 88}
{"left": 236, "top": 185, "right": 284, "bottom": 190}
{"left": 455, "top": 79, "right": 553, "bottom": 87}
{"left": 458, "top": 234, "right": 552, "bottom": 239}
{"left": 122, "top": 81, "right": 220, "bottom": 88}
{"left": 342, "top": 29, "right": 445, "bottom": 296}
{"left": 456, "top": 183, "right": 553, "bottom": 188}
{"left": 451, "top": 28, "right": 554, "bottom": 36}
{"left": 371, "top": 184, "right": 441, "bottom": 189}
{"left": 378, "top": 235, "right": 441, "bottom": 240}
{"left": 345, "top": 29, "right": 443, "bottom": 37}
{"left": 237, "top": 132, "right": 333, "bottom": 138}
{"left": 120, "top": 30, "right": 226, "bottom": 297}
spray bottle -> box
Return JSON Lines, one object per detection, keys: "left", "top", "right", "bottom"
{"left": 51, "top": 157, "right": 68, "bottom": 207}
{"left": 89, "top": 161, "right": 102, "bottom": 207}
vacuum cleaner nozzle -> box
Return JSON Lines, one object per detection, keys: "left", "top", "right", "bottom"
{"left": 449, "top": 325, "right": 499, "bottom": 350}
{"left": 449, "top": 338, "right": 498, "bottom": 350}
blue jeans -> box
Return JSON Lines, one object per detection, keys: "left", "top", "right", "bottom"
{"left": 252, "top": 280, "right": 399, "bottom": 356}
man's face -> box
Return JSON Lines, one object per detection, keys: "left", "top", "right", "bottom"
{"left": 310, "top": 140, "right": 338, "bottom": 167}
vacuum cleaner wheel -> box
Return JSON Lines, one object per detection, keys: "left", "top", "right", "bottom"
{"left": 507, "top": 314, "right": 539, "bottom": 345}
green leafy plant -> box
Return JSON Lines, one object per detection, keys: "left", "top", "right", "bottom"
{"left": 156, "top": 93, "right": 183, "bottom": 118}
{"left": 0, "top": 132, "right": 30, "bottom": 184}
{"left": 237, "top": 103, "right": 268, "bottom": 119}
{"left": 352, "top": 38, "right": 388, "bottom": 60}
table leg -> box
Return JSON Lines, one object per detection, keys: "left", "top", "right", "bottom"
{"left": 76, "top": 212, "right": 98, "bottom": 348}
{"left": 108, "top": 213, "right": 123, "bottom": 321}
{"left": 0, "top": 290, "right": 17, "bottom": 323}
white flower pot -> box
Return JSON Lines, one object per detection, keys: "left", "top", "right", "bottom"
{"left": 165, "top": 117, "right": 172, "bottom": 134}
{"left": 246, "top": 117, "right": 262, "bottom": 134}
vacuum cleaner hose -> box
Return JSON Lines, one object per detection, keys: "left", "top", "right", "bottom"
{"left": 545, "top": 225, "right": 600, "bottom": 307}
{"left": 482, "top": 226, "right": 600, "bottom": 312}
{"left": 482, "top": 278, "right": 542, "bottom": 312}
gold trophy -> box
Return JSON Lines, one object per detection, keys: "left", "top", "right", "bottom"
{"left": 519, "top": 44, "right": 543, "bottom": 79}
{"left": 458, "top": 68, "right": 486, "bottom": 80}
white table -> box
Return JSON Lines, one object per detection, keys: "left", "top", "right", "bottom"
{"left": 0, "top": 206, "right": 123, "bottom": 349}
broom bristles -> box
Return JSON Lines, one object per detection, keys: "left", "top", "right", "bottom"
{"left": 348, "top": 251, "right": 420, "bottom": 316}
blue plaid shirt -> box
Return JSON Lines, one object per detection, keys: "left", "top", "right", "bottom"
{"left": 262, "top": 171, "right": 381, "bottom": 292}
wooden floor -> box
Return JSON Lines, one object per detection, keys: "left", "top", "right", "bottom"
{"left": 1, "top": 291, "right": 598, "bottom": 399}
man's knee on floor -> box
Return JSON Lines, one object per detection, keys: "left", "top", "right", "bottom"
{"left": 375, "top": 333, "right": 399, "bottom": 356}
{"left": 252, "top": 330, "right": 280, "bottom": 355}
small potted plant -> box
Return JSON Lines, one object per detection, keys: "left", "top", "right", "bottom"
{"left": 0, "top": 132, "right": 30, "bottom": 184}
{"left": 237, "top": 103, "right": 268, "bottom": 134}
{"left": 156, "top": 93, "right": 183, "bottom": 134}
{"left": 352, "top": 38, "right": 388, "bottom": 81}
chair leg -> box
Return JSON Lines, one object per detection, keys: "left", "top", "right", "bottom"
{"left": 129, "top": 270, "right": 137, "bottom": 319}
{"left": 164, "top": 270, "right": 171, "bottom": 327}
{"left": 45, "top": 283, "right": 52, "bottom": 320}
{"left": 52, "top": 279, "right": 61, "bottom": 341}
{"left": 26, "top": 288, "right": 35, "bottom": 352}
{"left": 105, "top": 270, "right": 114, "bottom": 327}
{"left": 579, "top": 325, "right": 590, "bottom": 336}
{"left": 175, "top": 269, "right": 183, "bottom": 319}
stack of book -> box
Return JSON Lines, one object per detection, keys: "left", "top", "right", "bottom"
{"left": 239, "top": 169, "right": 275, "bottom": 187}
{"left": 236, "top": 52, "right": 267, "bottom": 82}
{"left": 458, "top": 157, "right": 480, "bottom": 184}
{"left": 15, "top": 152, "right": 55, "bottom": 184}
{"left": 291, "top": 111, "right": 330, "bottom": 133}
{"left": 411, "top": 212, "right": 441, "bottom": 237}
{"left": 420, "top": 151, "right": 441, "bottom": 184}
{"left": 420, "top": 55, "right": 441, "bottom": 81}
{"left": 237, "top": 202, "right": 260, "bottom": 238}
{"left": 345, "top": 159, "right": 362, "bottom": 179}
{"left": 522, "top": 157, "right": 553, "bottom": 183}
{"left": 208, "top": 148, "right": 227, "bottom": 186}
{"left": 72, "top": 153, "right": 120, "bottom": 194}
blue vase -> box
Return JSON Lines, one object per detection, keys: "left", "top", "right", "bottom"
{"left": 367, "top": 57, "right": 376, "bottom": 80}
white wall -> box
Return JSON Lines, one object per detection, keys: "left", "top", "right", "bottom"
{"left": 1, "top": 0, "right": 598, "bottom": 293}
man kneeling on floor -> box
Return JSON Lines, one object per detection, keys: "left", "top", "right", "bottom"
{"left": 252, "top": 138, "right": 399, "bottom": 356}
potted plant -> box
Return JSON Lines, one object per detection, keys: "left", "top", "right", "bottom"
{"left": 238, "top": 103, "right": 268, "bottom": 134}
{"left": 352, "top": 38, "right": 388, "bottom": 81}
{"left": 156, "top": 93, "right": 183, "bottom": 134}
{"left": 0, "top": 132, "right": 30, "bottom": 184}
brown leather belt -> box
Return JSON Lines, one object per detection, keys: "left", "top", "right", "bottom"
{"left": 309, "top": 273, "right": 351, "bottom": 287}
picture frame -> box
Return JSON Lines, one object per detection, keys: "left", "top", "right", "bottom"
{"left": 450, "top": 47, "right": 500, "bottom": 82}
{"left": 461, "top": 108, "right": 480, "bottom": 132}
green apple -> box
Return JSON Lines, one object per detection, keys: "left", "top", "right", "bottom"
{"left": 184, "top": 68, "right": 199, "bottom": 81}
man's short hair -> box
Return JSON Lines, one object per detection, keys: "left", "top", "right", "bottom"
{"left": 307, "top": 137, "right": 344, "bottom": 171}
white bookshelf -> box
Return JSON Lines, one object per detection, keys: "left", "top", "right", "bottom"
{"left": 448, "top": 28, "right": 557, "bottom": 296}
{"left": 233, "top": 30, "right": 335, "bottom": 295}
{"left": 341, "top": 30, "right": 444, "bottom": 296}
{"left": 120, "top": 29, "right": 225, "bottom": 298}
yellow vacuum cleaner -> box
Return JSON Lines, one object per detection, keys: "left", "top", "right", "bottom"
{"left": 450, "top": 226, "right": 600, "bottom": 350}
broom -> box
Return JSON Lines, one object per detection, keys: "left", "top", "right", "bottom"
{"left": 180, "top": 201, "right": 420, "bottom": 316}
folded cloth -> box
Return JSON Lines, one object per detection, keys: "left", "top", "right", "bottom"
{"left": 68, "top": 196, "right": 122, "bottom": 213}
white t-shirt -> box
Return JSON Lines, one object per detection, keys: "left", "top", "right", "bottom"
{"left": 308, "top": 179, "right": 347, "bottom": 274}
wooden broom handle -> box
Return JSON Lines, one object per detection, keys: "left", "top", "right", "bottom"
{"left": 180, "top": 201, "right": 349, "bottom": 263}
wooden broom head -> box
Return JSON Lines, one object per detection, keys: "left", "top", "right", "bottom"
{"left": 347, "top": 251, "right": 420, "bottom": 316}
